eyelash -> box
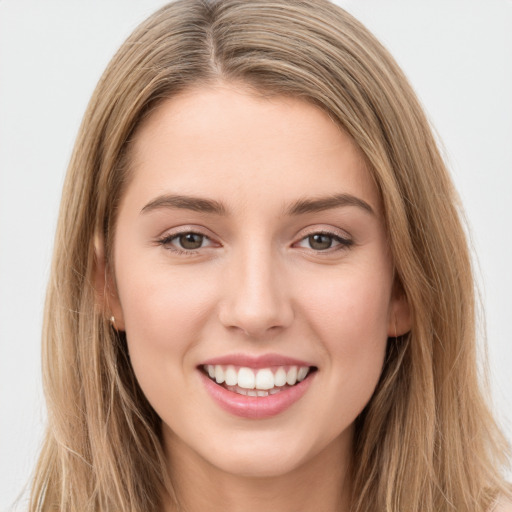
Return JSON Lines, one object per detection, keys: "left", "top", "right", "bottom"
{"left": 156, "top": 229, "right": 353, "bottom": 256}
{"left": 295, "top": 231, "right": 354, "bottom": 253}
{"left": 156, "top": 230, "right": 214, "bottom": 256}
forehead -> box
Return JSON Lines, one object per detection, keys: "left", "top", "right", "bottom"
{"left": 126, "top": 84, "right": 381, "bottom": 215}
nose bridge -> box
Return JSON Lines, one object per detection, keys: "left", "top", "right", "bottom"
{"left": 219, "top": 235, "right": 293, "bottom": 336}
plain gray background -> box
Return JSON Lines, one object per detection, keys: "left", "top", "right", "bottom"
{"left": 1, "top": 1, "right": 511, "bottom": 509}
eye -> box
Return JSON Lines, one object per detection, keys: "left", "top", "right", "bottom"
{"left": 296, "top": 231, "right": 353, "bottom": 251}
{"left": 176, "top": 233, "right": 207, "bottom": 250}
{"left": 157, "top": 231, "right": 214, "bottom": 253}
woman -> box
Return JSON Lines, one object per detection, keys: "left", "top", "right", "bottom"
{"left": 28, "top": 0, "right": 511, "bottom": 510}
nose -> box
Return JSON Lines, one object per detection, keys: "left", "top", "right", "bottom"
{"left": 218, "top": 244, "right": 294, "bottom": 338}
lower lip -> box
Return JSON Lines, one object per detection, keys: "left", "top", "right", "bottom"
{"left": 199, "top": 370, "right": 315, "bottom": 419}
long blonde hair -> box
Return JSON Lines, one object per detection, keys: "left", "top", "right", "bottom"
{"left": 30, "top": 1, "right": 510, "bottom": 510}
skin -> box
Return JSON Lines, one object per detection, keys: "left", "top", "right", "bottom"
{"left": 497, "top": 501, "right": 512, "bottom": 512}
{"left": 102, "top": 83, "right": 411, "bottom": 512}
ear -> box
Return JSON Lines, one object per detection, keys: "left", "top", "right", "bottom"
{"left": 387, "top": 281, "right": 412, "bottom": 338}
{"left": 94, "top": 234, "right": 126, "bottom": 331}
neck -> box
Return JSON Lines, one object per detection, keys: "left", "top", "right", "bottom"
{"left": 161, "top": 427, "right": 353, "bottom": 512}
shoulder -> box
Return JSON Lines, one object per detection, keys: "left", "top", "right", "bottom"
{"left": 493, "top": 498, "right": 512, "bottom": 512}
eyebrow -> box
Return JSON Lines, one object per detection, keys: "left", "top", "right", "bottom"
{"left": 140, "top": 192, "right": 374, "bottom": 217}
{"left": 285, "top": 193, "right": 375, "bottom": 216}
{"left": 141, "top": 194, "right": 227, "bottom": 215}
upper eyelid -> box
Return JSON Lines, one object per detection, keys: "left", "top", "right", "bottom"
{"left": 158, "top": 231, "right": 216, "bottom": 246}
{"left": 297, "top": 231, "right": 351, "bottom": 242}
{"left": 293, "top": 232, "right": 353, "bottom": 248}
{"left": 155, "top": 225, "right": 353, "bottom": 245}
{"left": 157, "top": 225, "right": 217, "bottom": 240}
{"left": 157, "top": 232, "right": 217, "bottom": 255}
{"left": 157, "top": 233, "right": 351, "bottom": 257}
{"left": 295, "top": 225, "right": 352, "bottom": 240}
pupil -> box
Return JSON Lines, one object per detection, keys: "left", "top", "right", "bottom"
{"left": 309, "top": 234, "right": 332, "bottom": 250}
{"left": 180, "top": 233, "right": 203, "bottom": 249}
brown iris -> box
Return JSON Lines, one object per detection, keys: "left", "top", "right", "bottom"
{"left": 179, "top": 233, "right": 204, "bottom": 250}
{"left": 308, "top": 234, "right": 334, "bottom": 250}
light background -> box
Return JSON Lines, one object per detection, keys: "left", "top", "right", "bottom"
{"left": 1, "top": 1, "right": 511, "bottom": 509}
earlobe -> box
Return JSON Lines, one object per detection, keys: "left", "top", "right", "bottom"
{"left": 94, "top": 234, "right": 125, "bottom": 331}
{"left": 388, "top": 287, "right": 412, "bottom": 338}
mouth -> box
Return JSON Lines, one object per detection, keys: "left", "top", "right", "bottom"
{"left": 198, "top": 354, "right": 318, "bottom": 418}
{"left": 200, "top": 364, "right": 318, "bottom": 397}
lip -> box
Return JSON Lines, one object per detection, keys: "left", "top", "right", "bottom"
{"left": 200, "top": 353, "right": 313, "bottom": 369}
{"left": 198, "top": 363, "right": 316, "bottom": 420}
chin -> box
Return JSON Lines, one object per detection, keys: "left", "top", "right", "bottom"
{"left": 206, "top": 447, "right": 308, "bottom": 479}
{"left": 196, "top": 425, "right": 341, "bottom": 480}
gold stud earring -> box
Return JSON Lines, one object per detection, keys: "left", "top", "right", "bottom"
{"left": 110, "top": 315, "right": 117, "bottom": 330}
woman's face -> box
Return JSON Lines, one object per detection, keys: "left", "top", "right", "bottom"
{"left": 108, "top": 84, "right": 409, "bottom": 478}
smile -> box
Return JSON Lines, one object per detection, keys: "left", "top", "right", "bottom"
{"left": 198, "top": 356, "right": 318, "bottom": 419}
{"left": 203, "top": 364, "right": 314, "bottom": 396}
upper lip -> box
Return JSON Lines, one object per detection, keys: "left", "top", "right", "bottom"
{"left": 199, "top": 353, "right": 315, "bottom": 369}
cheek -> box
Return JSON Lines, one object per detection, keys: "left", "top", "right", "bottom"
{"left": 117, "top": 260, "right": 216, "bottom": 339}
{"left": 114, "top": 260, "right": 218, "bottom": 391}
{"left": 302, "top": 262, "right": 392, "bottom": 345}
{"left": 299, "top": 265, "right": 391, "bottom": 413}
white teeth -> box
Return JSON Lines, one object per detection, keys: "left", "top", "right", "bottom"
{"left": 297, "top": 367, "right": 309, "bottom": 382}
{"left": 274, "top": 367, "right": 287, "bottom": 387}
{"left": 215, "top": 365, "right": 225, "bottom": 384}
{"left": 286, "top": 366, "right": 298, "bottom": 385}
{"left": 224, "top": 365, "right": 238, "bottom": 386}
{"left": 247, "top": 390, "right": 258, "bottom": 397}
{"left": 205, "top": 364, "right": 313, "bottom": 391}
{"left": 255, "top": 369, "right": 274, "bottom": 390}
{"left": 237, "top": 367, "right": 256, "bottom": 389}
